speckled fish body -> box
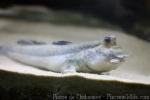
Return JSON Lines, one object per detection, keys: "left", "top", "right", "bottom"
{"left": 1, "top": 40, "right": 102, "bottom": 56}
{"left": 6, "top": 45, "right": 127, "bottom": 73}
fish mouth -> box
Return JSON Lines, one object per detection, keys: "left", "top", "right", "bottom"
{"left": 117, "top": 54, "right": 128, "bottom": 62}
{"left": 110, "top": 54, "right": 128, "bottom": 64}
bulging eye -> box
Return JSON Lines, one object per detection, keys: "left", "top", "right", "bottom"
{"left": 104, "top": 36, "right": 111, "bottom": 43}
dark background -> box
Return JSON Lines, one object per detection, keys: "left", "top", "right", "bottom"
{"left": 0, "top": 0, "right": 150, "bottom": 41}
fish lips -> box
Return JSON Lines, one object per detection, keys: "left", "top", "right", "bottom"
{"left": 110, "top": 54, "right": 129, "bottom": 64}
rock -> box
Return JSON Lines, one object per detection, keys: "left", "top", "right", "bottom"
{"left": 0, "top": 70, "right": 150, "bottom": 100}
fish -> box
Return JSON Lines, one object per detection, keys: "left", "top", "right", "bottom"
{"left": 5, "top": 44, "right": 128, "bottom": 73}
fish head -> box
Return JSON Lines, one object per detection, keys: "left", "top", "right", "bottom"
{"left": 103, "top": 35, "right": 117, "bottom": 48}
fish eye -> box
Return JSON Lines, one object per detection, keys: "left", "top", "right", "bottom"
{"left": 104, "top": 36, "right": 111, "bottom": 43}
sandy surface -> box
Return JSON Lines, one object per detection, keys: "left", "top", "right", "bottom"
{"left": 0, "top": 19, "right": 150, "bottom": 84}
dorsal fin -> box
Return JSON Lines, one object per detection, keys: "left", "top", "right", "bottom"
{"left": 52, "top": 41, "right": 72, "bottom": 45}
{"left": 17, "top": 40, "right": 46, "bottom": 45}
{"left": 17, "top": 40, "right": 72, "bottom": 46}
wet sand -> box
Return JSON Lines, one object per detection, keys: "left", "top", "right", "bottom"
{"left": 0, "top": 19, "right": 150, "bottom": 84}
